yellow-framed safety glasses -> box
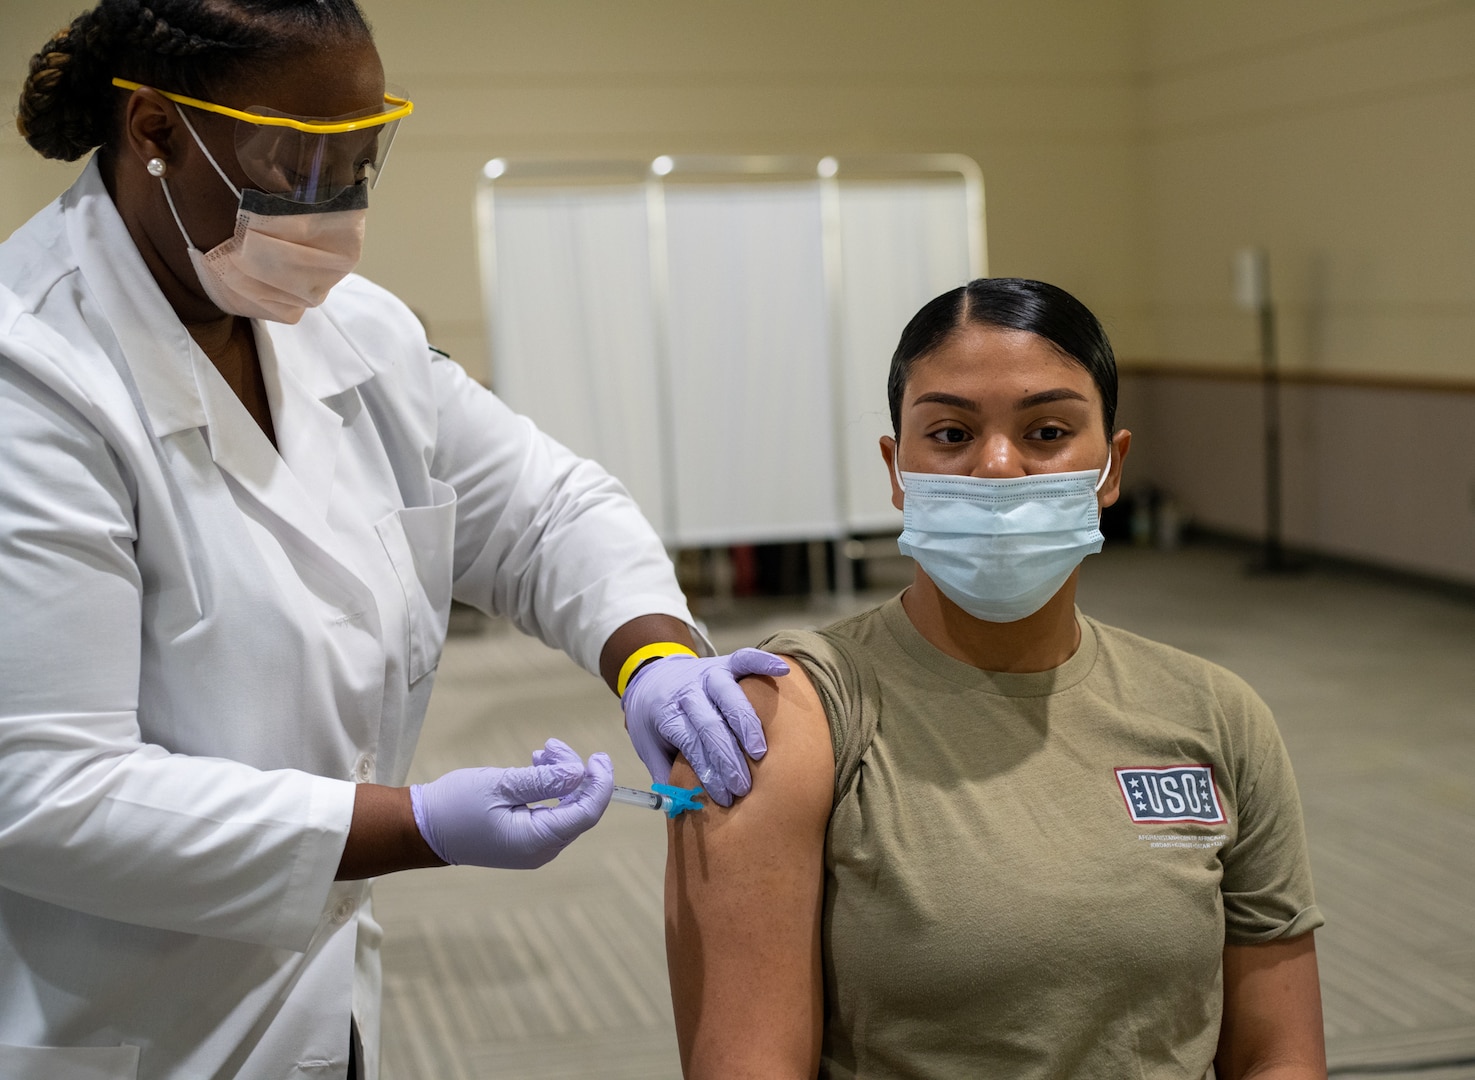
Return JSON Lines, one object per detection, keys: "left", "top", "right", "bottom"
{"left": 113, "top": 77, "right": 413, "bottom": 204}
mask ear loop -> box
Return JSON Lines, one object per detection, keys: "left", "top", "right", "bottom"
{"left": 174, "top": 107, "right": 242, "bottom": 199}
{"left": 891, "top": 442, "right": 907, "bottom": 494}
{"left": 157, "top": 107, "right": 244, "bottom": 256}
{"left": 157, "top": 175, "right": 198, "bottom": 252}
{"left": 1095, "top": 448, "right": 1113, "bottom": 493}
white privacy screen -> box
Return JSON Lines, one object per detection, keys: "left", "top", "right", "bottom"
{"left": 663, "top": 184, "right": 836, "bottom": 545}
{"left": 488, "top": 187, "right": 667, "bottom": 527}
{"left": 481, "top": 159, "right": 985, "bottom": 548}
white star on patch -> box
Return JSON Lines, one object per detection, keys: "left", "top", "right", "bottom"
{"left": 1129, "top": 778, "right": 1140, "bottom": 789}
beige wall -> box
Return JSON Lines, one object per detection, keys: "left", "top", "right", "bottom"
{"left": 3, "top": 1, "right": 1473, "bottom": 577}
{"left": 1122, "top": 2, "right": 1475, "bottom": 584}
{"left": 0, "top": 0, "right": 1148, "bottom": 381}
{"left": 335, "top": 0, "right": 1154, "bottom": 381}
{"left": 8, "top": 2, "right": 1469, "bottom": 382}
{"left": 1139, "top": 0, "right": 1475, "bottom": 380}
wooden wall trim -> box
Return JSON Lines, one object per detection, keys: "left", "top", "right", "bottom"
{"left": 1118, "top": 360, "right": 1475, "bottom": 396}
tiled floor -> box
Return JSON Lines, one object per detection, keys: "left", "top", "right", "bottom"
{"left": 372, "top": 542, "right": 1475, "bottom": 1078}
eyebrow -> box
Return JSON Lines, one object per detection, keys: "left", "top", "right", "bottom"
{"left": 910, "top": 388, "right": 1091, "bottom": 412}
{"left": 1015, "top": 388, "right": 1091, "bottom": 410}
{"left": 911, "top": 391, "right": 978, "bottom": 411}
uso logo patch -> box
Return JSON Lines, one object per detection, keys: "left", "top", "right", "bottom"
{"left": 1115, "top": 765, "right": 1225, "bottom": 825}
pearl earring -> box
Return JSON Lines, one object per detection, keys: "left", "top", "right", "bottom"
{"left": 147, "top": 157, "right": 167, "bottom": 178}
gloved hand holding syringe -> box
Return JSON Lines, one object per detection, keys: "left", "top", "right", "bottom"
{"left": 611, "top": 783, "right": 705, "bottom": 819}
{"left": 409, "top": 741, "right": 705, "bottom": 873}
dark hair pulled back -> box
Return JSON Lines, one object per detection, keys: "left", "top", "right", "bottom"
{"left": 17, "top": 0, "right": 372, "bottom": 162}
{"left": 886, "top": 277, "right": 1118, "bottom": 436}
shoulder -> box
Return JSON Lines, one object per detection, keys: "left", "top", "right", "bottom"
{"left": 667, "top": 661, "right": 834, "bottom": 883}
{"left": 762, "top": 601, "right": 892, "bottom": 689}
{"left": 0, "top": 194, "right": 94, "bottom": 376}
{"left": 670, "top": 657, "right": 835, "bottom": 865}
{"left": 323, "top": 273, "right": 419, "bottom": 325}
{"left": 0, "top": 290, "right": 137, "bottom": 520}
{"left": 762, "top": 602, "right": 896, "bottom": 800}
{"left": 737, "top": 660, "right": 834, "bottom": 778}
{"left": 762, "top": 604, "right": 890, "bottom": 725}
{"left": 314, "top": 275, "right": 456, "bottom": 431}
{"left": 1087, "top": 615, "right": 1269, "bottom": 715}
{"left": 0, "top": 194, "right": 74, "bottom": 313}
{"left": 318, "top": 274, "right": 430, "bottom": 369}
{"left": 1084, "top": 616, "right": 1285, "bottom": 789}
{"left": 0, "top": 275, "right": 132, "bottom": 443}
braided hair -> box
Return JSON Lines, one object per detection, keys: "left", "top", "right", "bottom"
{"left": 17, "top": 0, "right": 372, "bottom": 162}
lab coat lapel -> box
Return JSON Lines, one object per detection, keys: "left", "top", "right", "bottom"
{"left": 64, "top": 157, "right": 207, "bottom": 438}
{"left": 256, "top": 322, "right": 342, "bottom": 512}
{"left": 63, "top": 159, "right": 374, "bottom": 610}
{"left": 189, "top": 346, "right": 375, "bottom": 611}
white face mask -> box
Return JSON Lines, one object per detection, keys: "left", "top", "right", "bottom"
{"left": 158, "top": 109, "right": 367, "bottom": 324}
{"left": 894, "top": 453, "right": 1111, "bottom": 623}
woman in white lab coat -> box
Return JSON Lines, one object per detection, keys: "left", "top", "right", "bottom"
{"left": 0, "top": 3, "right": 784, "bottom": 1078}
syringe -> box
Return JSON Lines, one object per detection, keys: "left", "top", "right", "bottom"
{"left": 611, "top": 783, "right": 706, "bottom": 819}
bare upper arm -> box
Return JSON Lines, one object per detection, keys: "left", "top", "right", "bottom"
{"left": 664, "top": 658, "right": 834, "bottom": 1080}
{"left": 1215, "top": 932, "right": 1327, "bottom": 1080}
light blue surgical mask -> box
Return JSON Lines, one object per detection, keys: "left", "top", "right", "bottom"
{"left": 894, "top": 453, "right": 1111, "bottom": 623}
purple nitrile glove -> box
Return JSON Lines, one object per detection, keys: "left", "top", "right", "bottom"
{"left": 620, "top": 647, "right": 790, "bottom": 807}
{"left": 410, "top": 738, "right": 613, "bottom": 869}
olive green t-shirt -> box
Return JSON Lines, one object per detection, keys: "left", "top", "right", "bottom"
{"left": 762, "top": 596, "right": 1322, "bottom": 1080}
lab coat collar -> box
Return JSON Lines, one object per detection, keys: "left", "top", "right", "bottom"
{"left": 255, "top": 324, "right": 344, "bottom": 511}
{"left": 188, "top": 341, "right": 333, "bottom": 539}
{"left": 62, "top": 157, "right": 376, "bottom": 438}
{"left": 64, "top": 159, "right": 376, "bottom": 604}
{"left": 65, "top": 157, "right": 206, "bottom": 439}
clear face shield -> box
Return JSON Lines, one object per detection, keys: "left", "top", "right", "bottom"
{"left": 113, "top": 78, "right": 413, "bottom": 204}
{"left": 230, "top": 91, "right": 408, "bottom": 203}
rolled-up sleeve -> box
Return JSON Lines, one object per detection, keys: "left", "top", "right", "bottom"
{"left": 1219, "top": 683, "right": 1325, "bottom": 944}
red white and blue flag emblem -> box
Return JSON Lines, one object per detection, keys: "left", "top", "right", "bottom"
{"left": 1115, "top": 765, "right": 1225, "bottom": 825}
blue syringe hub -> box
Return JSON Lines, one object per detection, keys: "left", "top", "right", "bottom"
{"left": 651, "top": 783, "right": 706, "bottom": 818}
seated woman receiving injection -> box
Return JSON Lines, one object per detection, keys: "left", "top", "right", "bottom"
{"left": 663, "top": 279, "right": 1326, "bottom": 1080}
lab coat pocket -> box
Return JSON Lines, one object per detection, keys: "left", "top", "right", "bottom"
{"left": 375, "top": 478, "right": 458, "bottom": 683}
{"left": 0, "top": 1042, "right": 140, "bottom": 1079}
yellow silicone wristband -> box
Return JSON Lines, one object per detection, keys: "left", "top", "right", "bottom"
{"left": 617, "top": 642, "right": 698, "bottom": 698}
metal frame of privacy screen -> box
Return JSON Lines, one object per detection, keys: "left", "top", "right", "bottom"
{"left": 476, "top": 154, "right": 986, "bottom": 599}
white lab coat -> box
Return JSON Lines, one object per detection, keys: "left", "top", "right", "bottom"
{"left": 0, "top": 159, "right": 701, "bottom": 1080}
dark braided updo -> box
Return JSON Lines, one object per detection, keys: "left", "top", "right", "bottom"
{"left": 17, "top": 0, "right": 372, "bottom": 162}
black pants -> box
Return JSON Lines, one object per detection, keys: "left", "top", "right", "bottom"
{"left": 347, "top": 1019, "right": 359, "bottom": 1080}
